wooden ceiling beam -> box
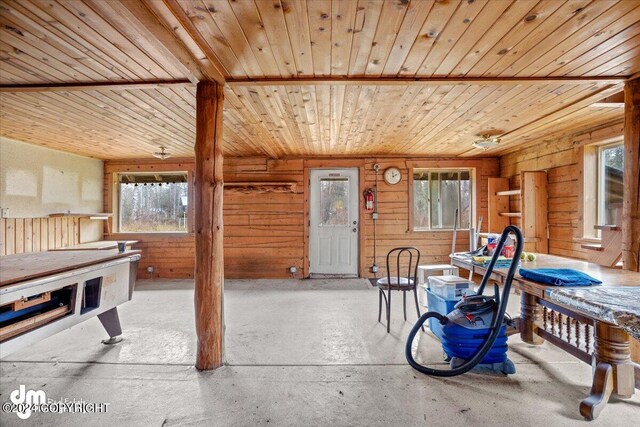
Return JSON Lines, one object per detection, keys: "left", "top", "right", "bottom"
{"left": 1, "top": 77, "right": 630, "bottom": 93}
{"left": 107, "top": 0, "right": 209, "bottom": 85}
{"left": 160, "top": 0, "right": 227, "bottom": 85}
{"left": 591, "top": 91, "right": 625, "bottom": 108}
{"left": 0, "top": 81, "right": 193, "bottom": 93}
{"left": 226, "top": 76, "right": 628, "bottom": 87}
{"left": 595, "top": 91, "right": 625, "bottom": 103}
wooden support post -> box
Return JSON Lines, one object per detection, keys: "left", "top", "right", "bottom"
{"left": 622, "top": 79, "right": 640, "bottom": 272}
{"left": 194, "top": 81, "right": 224, "bottom": 370}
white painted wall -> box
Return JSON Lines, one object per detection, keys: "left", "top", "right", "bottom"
{"left": 0, "top": 137, "right": 104, "bottom": 242}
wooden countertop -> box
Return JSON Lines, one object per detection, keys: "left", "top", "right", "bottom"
{"left": 453, "top": 253, "right": 640, "bottom": 288}
{"left": 49, "top": 240, "right": 139, "bottom": 251}
{"left": 0, "top": 250, "right": 141, "bottom": 287}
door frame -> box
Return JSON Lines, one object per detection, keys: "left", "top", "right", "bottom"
{"left": 303, "top": 159, "right": 366, "bottom": 278}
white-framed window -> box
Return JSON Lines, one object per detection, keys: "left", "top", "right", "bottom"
{"left": 597, "top": 142, "right": 624, "bottom": 226}
{"left": 117, "top": 172, "right": 188, "bottom": 233}
{"left": 413, "top": 169, "right": 472, "bottom": 230}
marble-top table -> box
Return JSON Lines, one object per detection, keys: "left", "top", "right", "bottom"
{"left": 451, "top": 253, "right": 639, "bottom": 420}
{"left": 548, "top": 287, "right": 640, "bottom": 341}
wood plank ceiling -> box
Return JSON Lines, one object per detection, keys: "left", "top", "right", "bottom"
{"left": 0, "top": 0, "right": 638, "bottom": 159}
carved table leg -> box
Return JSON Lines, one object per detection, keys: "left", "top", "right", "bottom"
{"left": 580, "top": 362, "right": 613, "bottom": 421}
{"left": 520, "top": 292, "right": 544, "bottom": 345}
{"left": 593, "top": 322, "right": 635, "bottom": 398}
{"left": 579, "top": 322, "right": 635, "bottom": 420}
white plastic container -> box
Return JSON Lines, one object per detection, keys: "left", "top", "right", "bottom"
{"left": 427, "top": 275, "right": 475, "bottom": 300}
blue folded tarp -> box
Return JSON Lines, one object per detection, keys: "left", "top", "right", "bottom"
{"left": 519, "top": 268, "right": 602, "bottom": 286}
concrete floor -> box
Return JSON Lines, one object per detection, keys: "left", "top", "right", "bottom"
{"left": 1, "top": 279, "right": 638, "bottom": 426}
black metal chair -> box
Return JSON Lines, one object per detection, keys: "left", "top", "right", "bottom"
{"left": 377, "top": 247, "right": 421, "bottom": 333}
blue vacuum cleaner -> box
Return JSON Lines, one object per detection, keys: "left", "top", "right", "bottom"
{"left": 405, "top": 225, "right": 523, "bottom": 377}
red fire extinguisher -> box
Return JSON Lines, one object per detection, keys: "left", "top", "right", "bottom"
{"left": 364, "top": 188, "right": 375, "bottom": 211}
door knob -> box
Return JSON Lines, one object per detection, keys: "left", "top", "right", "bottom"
{"left": 352, "top": 228, "right": 357, "bottom": 232}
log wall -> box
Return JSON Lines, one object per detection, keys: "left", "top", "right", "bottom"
{"left": 103, "top": 158, "right": 196, "bottom": 279}
{"left": 500, "top": 121, "right": 624, "bottom": 260}
{"left": 104, "top": 156, "right": 498, "bottom": 279}
{"left": 362, "top": 158, "right": 498, "bottom": 277}
{"left": 104, "top": 157, "right": 305, "bottom": 279}
{"left": 224, "top": 158, "right": 305, "bottom": 278}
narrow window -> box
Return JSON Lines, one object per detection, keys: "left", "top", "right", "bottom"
{"left": 598, "top": 143, "right": 624, "bottom": 226}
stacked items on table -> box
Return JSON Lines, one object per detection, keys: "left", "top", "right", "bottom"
{"left": 472, "top": 255, "right": 514, "bottom": 268}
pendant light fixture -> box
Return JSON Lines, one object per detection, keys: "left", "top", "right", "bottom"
{"left": 472, "top": 135, "right": 501, "bottom": 150}
{"left": 153, "top": 146, "right": 171, "bottom": 160}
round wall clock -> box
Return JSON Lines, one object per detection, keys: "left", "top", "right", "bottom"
{"left": 383, "top": 167, "right": 401, "bottom": 185}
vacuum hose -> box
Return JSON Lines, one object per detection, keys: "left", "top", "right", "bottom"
{"left": 405, "top": 225, "right": 524, "bottom": 377}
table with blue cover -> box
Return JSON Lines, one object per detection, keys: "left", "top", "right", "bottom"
{"left": 452, "top": 253, "right": 640, "bottom": 420}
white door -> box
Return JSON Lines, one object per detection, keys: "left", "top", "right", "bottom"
{"left": 309, "top": 169, "right": 359, "bottom": 276}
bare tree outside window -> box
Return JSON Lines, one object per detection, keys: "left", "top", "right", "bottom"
{"left": 600, "top": 144, "right": 624, "bottom": 225}
{"left": 319, "top": 178, "right": 349, "bottom": 226}
{"left": 413, "top": 169, "right": 472, "bottom": 230}
{"left": 119, "top": 173, "right": 188, "bottom": 232}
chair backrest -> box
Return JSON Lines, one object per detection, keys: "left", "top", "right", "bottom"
{"left": 385, "top": 247, "right": 420, "bottom": 285}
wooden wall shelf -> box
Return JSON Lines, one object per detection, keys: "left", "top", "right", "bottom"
{"left": 224, "top": 182, "right": 296, "bottom": 194}
{"left": 479, "top": 233, "right": 540, "bottom": 243}
{"left": 48, "top": 213, "right": 113, "bottom": 234}
{"left": 488, "top": 171, "right": 548, "bottom": 253}
{"left": 49, "top": 212, "right": 112, "bottom": 220}
{"left": 499, "top": 212, "right": 522, "bottom": 217}
{"left": 496, "top": 189, "right": 521, "bottom": 196}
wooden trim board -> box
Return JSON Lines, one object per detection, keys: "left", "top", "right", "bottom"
{"left": 0, "top": 81, "right": 193, "bottom": 92}
{"left": 226, "top": 77, "right": 627, "bottom": 87}
{"left": 0, "top": 77, "right": 629, "bottom": 93}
